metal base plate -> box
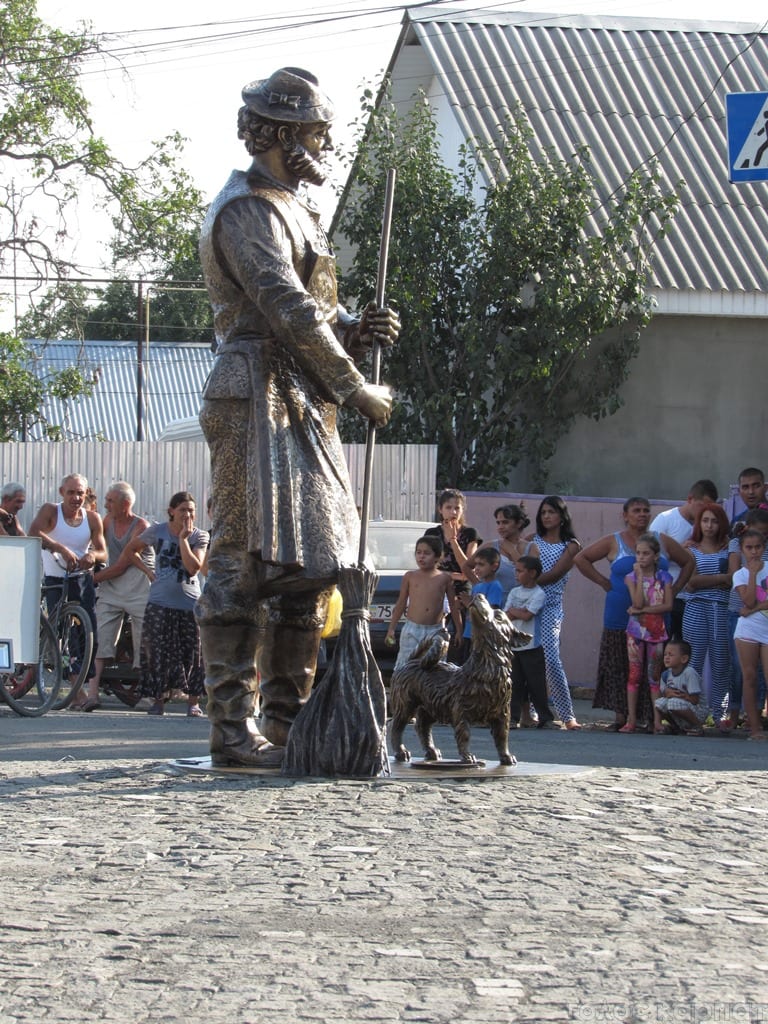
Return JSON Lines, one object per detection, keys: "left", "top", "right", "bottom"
{"left": 169, "top": 755, "right": 594, "bottom": 780}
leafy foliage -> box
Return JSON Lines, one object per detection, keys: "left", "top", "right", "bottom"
{"left": 0, "top": 0, "right": 204, "bottom": 282}
{"left": 0, "top": 333, "right": 93, "bottom": 440}
{"left": 336, "top": 91, "right": 679, "bottom": 490}
{"left": 0, "top": 0, "right": 208, "bottom": 433}
{"left": 18, "top": 229, "right": 213, "bottom": 344}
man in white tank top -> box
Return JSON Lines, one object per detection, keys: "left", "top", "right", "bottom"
{"left": 29, "top": 473, "right": 107, "bottom": 631}
{"left": 30, "top": 473, "right": 106, "bottom": 575}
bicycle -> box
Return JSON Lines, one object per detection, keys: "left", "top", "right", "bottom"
{"left": 0, "top": 568, "right": 95, "bottom": 716}
{"left": 45, "top": 568, "right": 96, "bottom": 711}
{"left": 0, "top": 613, "right": 63, "bottom": 716}
{"left": 99, "top": 613, "right": 142, "bottom": 707}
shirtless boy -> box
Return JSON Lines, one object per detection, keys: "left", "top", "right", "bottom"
{"left": 386, "top": 535, "right": 462, "bottom": 671}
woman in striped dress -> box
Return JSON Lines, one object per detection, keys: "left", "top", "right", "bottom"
{"left": 531, "top": 496, "right": 582, "bottom": 730}
{"left": 682, "top": 502, "right": 732, "bottom": 728}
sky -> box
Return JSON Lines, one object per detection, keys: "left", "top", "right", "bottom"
{"left": 21, "top": 0, "right": 768, "bottom": 278}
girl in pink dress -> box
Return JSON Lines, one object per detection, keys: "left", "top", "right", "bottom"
{"left": 621, "top": 533, "right": 673, "bottom": 733}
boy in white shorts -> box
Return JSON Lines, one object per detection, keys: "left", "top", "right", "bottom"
{"left": 386, "top": 535, "right": 462, "bottom": 671}
{"left": 655, "top": 639, "right": 708, "bottom": 735}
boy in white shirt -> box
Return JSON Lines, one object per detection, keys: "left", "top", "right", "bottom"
{"left": 504, "top": 556, "right": 556, "bottom": 729}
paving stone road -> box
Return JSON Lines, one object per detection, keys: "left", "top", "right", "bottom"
{"left": 1, "top": 699, "right": 767, "bottom": 1024}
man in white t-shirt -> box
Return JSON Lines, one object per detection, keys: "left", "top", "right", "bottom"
{"left": 649, "top": 479, "right": 719, "bottom": 639}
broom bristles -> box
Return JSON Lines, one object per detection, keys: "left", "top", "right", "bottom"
{"left": 282, "top": 565, "right": 389, "bottom": 778}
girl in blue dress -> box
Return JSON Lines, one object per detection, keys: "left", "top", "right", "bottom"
{"left": 683, "top": 502, "right": 732, "bottom": 727}
{"left": 531, "top": 496, "right": 582, "bottom": 729}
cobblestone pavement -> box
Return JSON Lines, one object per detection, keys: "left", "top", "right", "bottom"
{"left": 1, "top": 704, "right": 767, "bottom": 1023}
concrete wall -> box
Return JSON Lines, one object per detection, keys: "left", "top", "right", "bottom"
{"left": 507, "top": 314, "right": 767, "bottom": 499}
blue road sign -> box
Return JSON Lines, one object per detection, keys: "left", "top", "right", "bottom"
{"left": 726, "top": 91, "right": 768, "bottom": 183}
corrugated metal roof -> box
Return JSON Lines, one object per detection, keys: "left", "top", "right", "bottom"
{"left": 391, "top": 9, "right": 768, "bottom": 294}
{"left": 25, "top": 340, "right": 213, "bottom": 442}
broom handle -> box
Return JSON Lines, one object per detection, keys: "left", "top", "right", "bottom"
{"left": 357, "top": 168, "right": 396, "bottom": 564}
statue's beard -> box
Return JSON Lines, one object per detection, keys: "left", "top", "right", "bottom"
{"left": 284, "top": 143, "right": 327, "bottom": 186}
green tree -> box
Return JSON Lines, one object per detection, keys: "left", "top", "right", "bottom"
{"left": 0, "top": 332, "right": 94, "bottom": 440}
{"left": 0, "top": 0, "right": 206, "bottom": 427}
{"left": 335, "top": 92, "right": 679, "bottom": 490}
{"left": 1, "top": 0, "right": 203, "bottom": 280}
{"left": 19, "top": 230, "right": 213, "bottom": 344}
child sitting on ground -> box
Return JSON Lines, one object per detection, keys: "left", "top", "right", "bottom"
{"left": 655, "top": 639, "right": 708, "bottom": 735}
{"left": 458, "top": 545, "right": 504, "bottom": 663}
{"left": 386, "top": 535, "right": 462, "bottom": 672}
{"left": 504, "top": 556, "right": 556, "bottom": 729}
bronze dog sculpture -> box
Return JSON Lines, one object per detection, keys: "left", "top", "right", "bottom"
{"left": 389, "top": 594, "right": 531, "bottom": 766}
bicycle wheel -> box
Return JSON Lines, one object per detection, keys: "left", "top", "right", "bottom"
{"left": 51, "top": 602, "right": 95, "bottom": 710}
{"left": 0, "top": 615, "right": 63, "bottom": 716}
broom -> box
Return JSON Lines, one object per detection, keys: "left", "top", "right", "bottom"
{"left": 282, "top": 169, "right": 397, "bottom": 777}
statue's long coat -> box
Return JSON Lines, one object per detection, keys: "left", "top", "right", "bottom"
{"left": 198, "top": 169, "right": 363, "bottom": 589}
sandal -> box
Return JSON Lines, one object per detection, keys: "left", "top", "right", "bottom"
{"left": 70, "top": 696, "right": 99, "bottom": 711}
{"left": 618, "top": 723, "right": 636, "bottom": 733}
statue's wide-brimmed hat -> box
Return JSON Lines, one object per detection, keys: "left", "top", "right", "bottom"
{"left": 241, "top": 67, "right": 335, "bottom": 124}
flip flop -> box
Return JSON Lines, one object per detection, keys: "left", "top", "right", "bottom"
{"left": 618, "top": 724, "right": 636, "bottom": 733}
{"left": 70, "top": 697, "right": 98, "bottom": 711}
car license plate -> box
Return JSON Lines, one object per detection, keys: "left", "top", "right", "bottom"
{"left": 371, "top": 604, "right": 398, "bottom": 623}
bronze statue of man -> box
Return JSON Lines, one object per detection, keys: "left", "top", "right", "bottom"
{"left": 197, "top": 67, "right": 399, "bottom": 767}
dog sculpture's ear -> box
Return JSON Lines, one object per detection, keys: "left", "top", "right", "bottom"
{"left": 493, "top": 608, "right": 533, "bottom": 649}
{"left": 509, "top": 626, "right": 534, "bottom": 648}
{"left": 493, "top": 608, "right": 512, "bottom": 633}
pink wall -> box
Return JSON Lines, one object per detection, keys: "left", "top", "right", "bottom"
{"left": 463, "top": 492, "right": 681, "bottom": 687}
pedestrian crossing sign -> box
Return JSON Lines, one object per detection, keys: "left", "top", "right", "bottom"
{"left": 726, "top": 91, "right": 768, "bottom": 183}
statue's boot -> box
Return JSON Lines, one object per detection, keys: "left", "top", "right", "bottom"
{"left": 257, "top": 606, "right": 325, "bottom": 748}
{"left": 202, "top": 624, "right": 284, "bottom": 768}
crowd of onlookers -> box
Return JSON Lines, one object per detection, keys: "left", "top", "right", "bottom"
{"left": 0, "top": 474, "right": 209, "bottom": 717}
{"left": 573, "top": 470, "right": 768, "bottom": 739}
{"left": 4, "top": 468, "right": 768, "bottom": 741}
{"left": 393, "top": 472, "right": 768, "bottom": 740}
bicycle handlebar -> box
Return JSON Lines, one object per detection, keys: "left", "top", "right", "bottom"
{"left": 51, "top": 552, "right": 95, "bottom": 578}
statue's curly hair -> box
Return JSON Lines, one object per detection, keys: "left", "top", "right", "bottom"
{"left": 237, "top": 107, "right": 298, "bottom": 155}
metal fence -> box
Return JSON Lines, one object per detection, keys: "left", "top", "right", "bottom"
{"left": 1, "top": 441, "right": 437, "bottom": 528}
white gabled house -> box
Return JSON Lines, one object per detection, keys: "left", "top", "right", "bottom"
{"left": 336, "top": 8, "right": 768, "bottom": 498}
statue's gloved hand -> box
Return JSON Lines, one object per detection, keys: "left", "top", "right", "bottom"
{"left": 345, "top": 383, "right": 393, "bottom": 429}
{"left": 343, "top": 302, "right": 400, "bottom": 361}
{"left": 359, "top": 301, "right": 400, "bottom": 347}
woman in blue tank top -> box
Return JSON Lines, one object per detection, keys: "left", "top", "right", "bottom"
{"left": 574, "top": 497, "right": 694, "bottom": 730}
